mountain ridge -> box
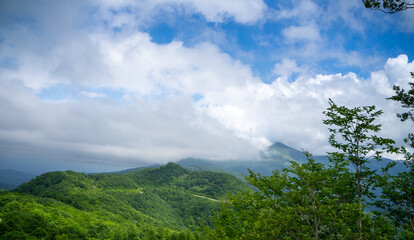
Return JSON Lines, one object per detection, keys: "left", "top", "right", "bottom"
{"left": 2, "top": 142, "right": 407, "bottom": 188}
{"left": 0, "top": 169, "right": 35, "bottom": 190}
{"left": 14, "top": 162, "right": 248, "bottom": 229}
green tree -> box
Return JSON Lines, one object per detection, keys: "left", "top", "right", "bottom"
{"left": 206, "top": 100, "right": 398, "bottom": 239}
{"left": 362, "top": 0, "right": 414, "bottom": 13}
{"left": 205, "top": 151, "right": 395, "bottom": 239}
{"left": 388, "top": 73, "right": 414, "bottom": 149}
{"left": 323, "top": 99, "right": 397, "bottom": 239}
{"left": 377, "top": 167, "right": 414, "bottom": 238}
{"left": 379, "top": 73, "right": 414, "bottom": 237}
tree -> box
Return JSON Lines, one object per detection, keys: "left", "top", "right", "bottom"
{"left": 388, "top": 72, "right": 414, "bottom": 149}
{"left": 205, "top": 99, "right": 401, "bottom": 239}
{"left": 377, "top": 167, "right": 414, "bottom": 238}
{"left": 362, "top": 0, "right": 414, "bottom": 13}
{"left": 205, "top": 152, "right": 395, "bottom": 239}
{"left": 205, "top": 153, "right": 352, "bottom": 239}
{"left": 323, "top": 99, "right": 396, "bottom": 239}
{"left": 379, "top": 73, "right": 414, "bottom": 237}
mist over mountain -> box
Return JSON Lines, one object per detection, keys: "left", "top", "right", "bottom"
{"left": 2, "top": 142, "right": 407, "bottom": 189}
{"left": 0, "top": 169, "right": 35, "bottom": 190}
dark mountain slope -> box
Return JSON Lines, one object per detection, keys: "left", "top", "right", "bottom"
{"left": 0, "top": 169, "right": 35, "bottom": 190}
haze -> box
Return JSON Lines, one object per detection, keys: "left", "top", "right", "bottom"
{"left": 0, "top": 0, "right": 413, "bottom": 173}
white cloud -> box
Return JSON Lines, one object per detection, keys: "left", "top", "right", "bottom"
{"left": 323, "top": 0, "right": 367, "bottom": 33}
{"left": 1, "top": 0, "right": 413, "bottom": 172}
{"left": 384, "top": 54, "right": 414, "bottom": 88}
{"left": 93, "top": 0, "right": 267, "bottom": 24}
{"left": 273, "top": 58, "right": 306, "bottom": 78}
{"left": 283, "top": 23, "right": 321, "bottom": 42}
{"left": 2, "top": 29, "right": 258, "bottom": 94}
{"left": 1, "top": 9, "right": 413, "bottom": 165}
{"left": 198, "top": 54, "right": 414, "bottom": 156}
{"left": 182, "top": 0, "right": 266, "bottom": 23}
{"left": 273, "top": 0, "right": 320, "bottom": 22}
{"left": 0, "top": 79, "right": 259, "bottom": 166}
{"left": 0, "top": 1, "right": 266, "bottom": 168}
{"left": 80, "top": 91, "right": 107, "bottom": 98}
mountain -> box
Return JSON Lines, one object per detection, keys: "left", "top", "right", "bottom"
{"left": 14, "top": 163, "right": 247, "bottom": 226}
{"left": 0, "top": 169, "right": 35, "bottom": 190}
{"left": 168, "top": 158, "right": 245, "bottom": 181}
{"left": 1, "top": 162, "right": 248, "bottom": 239}
{"left": 177, "top": 142, "right": 407, "bottom": 179}
{"left": 177, "top": 142, "right": 310, "bottom": 179}
{"left": 90, "top": 164, "right": 162, "bottom": 175}
{"left": 1, "top": 144, "right": 409, "bottom": 239}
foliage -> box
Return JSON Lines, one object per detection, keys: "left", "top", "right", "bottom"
{"left": 125, "top": 162, "right": 190, "bottom": 186}
{"left": 362, "top": 0, "right": 414, "bottom": 13}
{"left": 378, "top": 73, "right": 414, "bottom": 237}
{"left": 91, "top": 174, "right": 139, "bottom": 189}
{"left": 388, "top": 73, "right": 414, "bottom": 150}
{"left": 205, "top": 152, "right": 395, "bottom": 239}
{"left": 376, "top": 167, "right": 414, "bottom": 238}
{"left": 388, "top": 73, "right": 414, "bottom": 123}
{"left": 323, "top": 99, "right": 397, "bottom": 239}
{"left": 206, "top": 100, "right": 406, "bottom": 239}
{"left": 4, "top": 162, "right": 249, "bottom": 239}
{"left": 0, "top": 191, "right": 205, "bottom": 240}
{"left": 174, "top": 171, "right": 247, "bottom": 200}
{"left": 152, "top": 186, "right": 221, "bottom": 227}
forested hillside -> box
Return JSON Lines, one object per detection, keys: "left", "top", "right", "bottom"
{"left": 0, "top": 163, "right": 247, "bottom": 239}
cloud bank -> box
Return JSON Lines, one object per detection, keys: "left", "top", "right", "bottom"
{"left": 0, "top": 0, "right": 413, "bottom": 172}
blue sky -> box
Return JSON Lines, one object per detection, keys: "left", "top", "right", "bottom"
{"left": 143, "top": 0, "right": 413, "bottom": 79}
{"left": 0, "top": 0, "right": 413, "bottom": 173}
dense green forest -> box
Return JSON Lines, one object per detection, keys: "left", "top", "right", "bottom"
{"left": 0, "top": 163, "right": 247, "bottom": 239}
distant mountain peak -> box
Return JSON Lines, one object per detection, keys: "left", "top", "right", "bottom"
{"left": 268, "top": 142, "right": 296, "bottom": 151}
{"left": 164, "top": 162, "right": 181, "bottom": 168}
{"left": 160, "top": 162, "right": 189, "bottom": 175}
{"left": 261, "top": 142, "right": 307, "bottom": 164}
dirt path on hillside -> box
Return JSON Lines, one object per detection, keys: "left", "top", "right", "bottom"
{"left": 193, "top": 194, "right": 223, "bottom": 202}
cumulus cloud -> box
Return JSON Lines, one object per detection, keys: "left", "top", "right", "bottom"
{"left": 198, "top": 54, "right": 414, "bottom": 155}
{"left": 0, "top": 0, "right": 413, "bottom": 173}
{"left": 272, "top": 58, "right": 309, "bottom": 80}
{"left": 3, "top": 53, "right": 412, "bottom": 168}
{"left": 0, "top": 0, "right": 266, "bottom": 171}
{"left": 3, "top": 30, "right": 257, "bottom": 94}
{"left": 0, "top": 79, "right": 259, "bottom": 167}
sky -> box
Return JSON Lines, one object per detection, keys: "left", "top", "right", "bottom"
{"left": 0, "top": 0, "right": 414, "bottom": 173}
